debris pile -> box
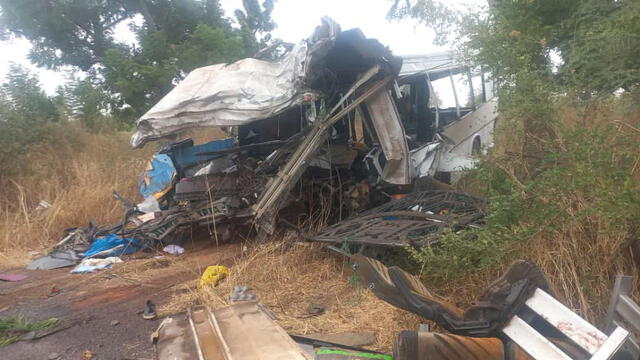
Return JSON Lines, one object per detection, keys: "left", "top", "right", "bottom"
{"left": 352, "top": 255, "right": 638, "bottom": 360}
{"left": 28, "top": 16, "right": 499, "bottom": 271}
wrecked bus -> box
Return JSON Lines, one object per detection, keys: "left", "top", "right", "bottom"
{"left": 128, "top": 17, "right": 497, "bottom": 242}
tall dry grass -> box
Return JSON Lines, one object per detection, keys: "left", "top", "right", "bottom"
{"left": 437, "top": 94, "right": 640, "bottom": 328}
{"left": 0, "top": 126, "right": 154, "bottom": 268}
{"left": 0, "top": 125, "right": 231, "bottom": 268}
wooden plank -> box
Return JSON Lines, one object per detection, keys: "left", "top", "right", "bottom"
{"left": 590, "top": 327, "right": 629, "bottom": 360}
{"left": 502, "top": 316, "right": 572, "bottom": 360}
{"left": 525, "top": 288, "right": 607, "bottom": 354}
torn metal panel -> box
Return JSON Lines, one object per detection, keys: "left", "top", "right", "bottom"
{"left": 352, "top": 254, "right": 555, "bottom": 337}
{"left": 364, "top": 88, "right": 411, "bottom": 185}
{"left": 409, "top": 142, "right": 441, "bottom": 178}
{"left": 131, "top": 17, "right": 340, "bottom": 148}
{"left": 252, "top": 67, "right": 395, "bottom": 233}
{"left": 399, "top": 51, "right": 464, "bottom": 80}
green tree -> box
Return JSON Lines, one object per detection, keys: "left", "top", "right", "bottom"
{"left": 234, "top": 0, "right": 276, "bottom": 56}
{"left": 1, "top": 64, "right": 60, "bottom": 124}
{"left": 0, "top": 65, "right": 62, "bottom": 170}
{"left": 0, "top": 0, "right": 278, "bottom": 124}
{"left": 0, "top": 0, "right": 132, "bottom": 70}
{"left": 64, "top": 74, "right": 113, "bottom": 129}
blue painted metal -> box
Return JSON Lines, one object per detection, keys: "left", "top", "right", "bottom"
{"left": 169, "top": 137, "right": 235, "bottom": 171}
{"left": 139, "top": 154, "right": 176, "bottom": 199}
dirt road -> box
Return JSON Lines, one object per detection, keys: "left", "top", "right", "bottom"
{"left": 0, "top": 243, "right": 242, "bottom": 360}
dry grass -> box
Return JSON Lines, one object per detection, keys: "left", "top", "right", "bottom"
{"left": 159, "top": 238, "right": 421, "bottom": 352}
{"left": 0, "top": 125, "right": 230, "bottom": 269}
{"left": 447, "top": 95, "right": 640, "bottom": 327}
{"left": 0, "top": 128, "right": 151, "bottom": 268}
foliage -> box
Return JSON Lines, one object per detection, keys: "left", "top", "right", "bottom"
{"left": 392, "top": 1, "right": 640, "bottom": 318}
{"left": 234, "top": 0, "right": 276, "bottom": 56}
{"left": 63, "top": 74, "right": 115, "bottom": 130}
{"left": 0, "top": 316, "right": 60, "bottom": 347}
{"left": 0, "top": 0, "right": 278, "bottom": 124}
{"left": 0, "top": 0, "right": 131, "bottom": 70}
{"left": 408, "top": 94, "right": 640, "bottom": 317}
{"left": 0, "top": 65, "right": 64, "bottom": 173}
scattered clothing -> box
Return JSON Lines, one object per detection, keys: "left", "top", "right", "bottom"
{"left": 162, "top": 244, "right": 185, "bottom": 255}
{"left": 199, "top": 265, "right": 229, "bottom": 288}
{"left": 0, "top": 273, "right": 28, "bottom": 282}
{"left": 70, "top": 257, "right": 122, "bottom": 273}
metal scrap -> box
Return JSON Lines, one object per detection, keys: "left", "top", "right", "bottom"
{"left": 311, "top": 190, "right": 485, "bottom": 247}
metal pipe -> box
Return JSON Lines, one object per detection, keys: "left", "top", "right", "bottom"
{"left": 449, "top": 69, "right": 461, "bottom": 119}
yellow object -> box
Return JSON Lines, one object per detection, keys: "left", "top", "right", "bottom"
{"left": 199, "top": 265, "right": 230, "bottom": 288}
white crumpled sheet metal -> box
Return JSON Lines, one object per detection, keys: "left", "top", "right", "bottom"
{"left": 131, "top": 18, "right": 339, "bottom": 148}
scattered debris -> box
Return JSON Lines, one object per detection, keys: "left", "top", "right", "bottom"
{"left": 26, "top": 249, "right": 80, "bottom": 270}
{"left": 185, "top": 303, "right": 312, "bottom": 359}
{"left": 353, "top": 254, "right": 635, "bottom": 359}
{"left": 0, "top": 273, "right": 27, "bottom": 282}
{"left": 229, "top": 285, "right": 256, "bottom": 302}
{"left": 162, "top": 244, "right": 184, "bottom": 256}
{"left": 83, "top": 234, "right": 142, "bottom": 258}
{"left": 82, "top": 349, "right": 94, "bottom": 360}
{"left": 70, "top": 257, "right": 122, "bottom": 274}
{"left": 199, "top": 265, "right": 229, "bottom": 288}
{"left": 313, "top": 190, "right": 485, "bottom": 247}
{"left": 306, "top": 303, "right": 326, "bottom": 316}
{"left": 143, "top": 300, "right": 157, "bottom": 320}
{"left": 35, "top": 200, "right": 51, "bottom": 211}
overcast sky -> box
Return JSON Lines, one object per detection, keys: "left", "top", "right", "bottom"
{"left": 0, "top": 0, "right": 483, "bottom": 94}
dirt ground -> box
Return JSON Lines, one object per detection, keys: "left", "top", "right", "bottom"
{"left": 0, "top": 239, "right": 421, "bottom": 359}
{"left": 0, "top": 243, "right": 243, "bottom": 360}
